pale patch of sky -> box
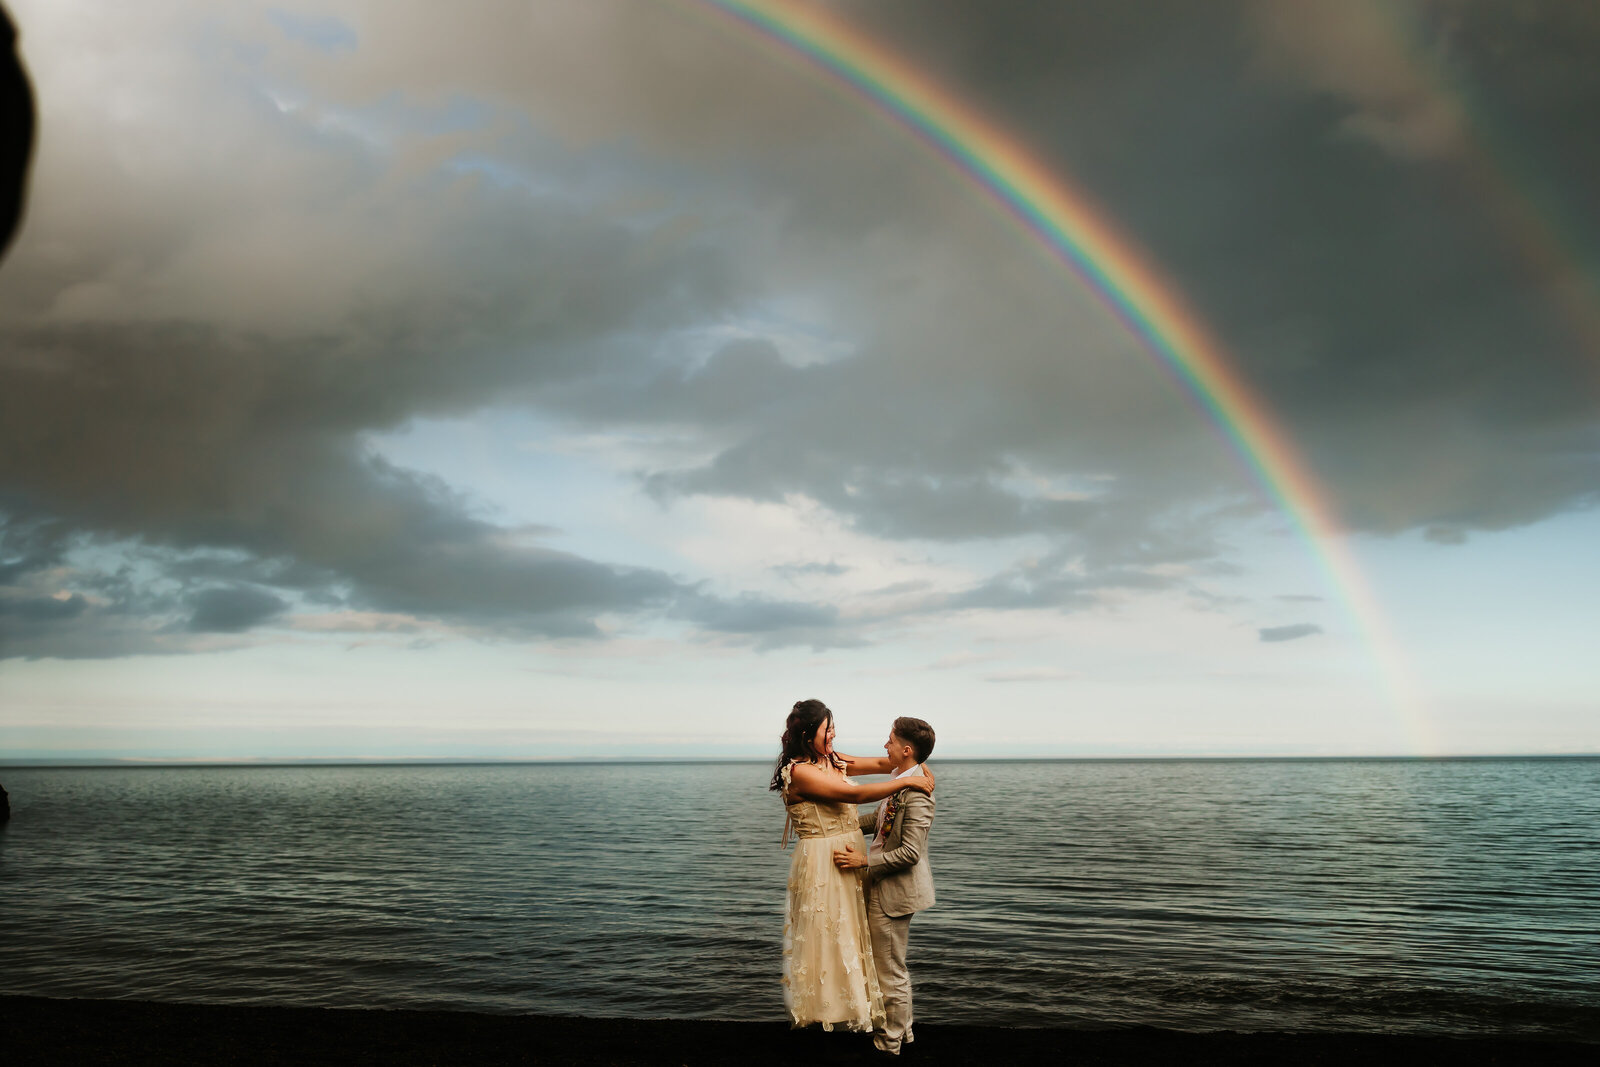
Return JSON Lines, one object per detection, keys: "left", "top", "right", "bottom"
{"left": 725, "top": 299, "right": 858, "bottom": 369}
{"left": 996, "top": 456, "right": 1112, "bottom": 503}
{"left": 262, "top": 88, "right": 494, "bottom": 152}
{"left": 1353, "top": 511, "right": 1600, "bottom": 714}
{"left": 364, "top": 411, "right": 702, "bottom": 575}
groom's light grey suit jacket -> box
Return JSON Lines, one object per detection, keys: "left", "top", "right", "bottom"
{"left": 857, "top": 779, "right": 935, "bottom": 918}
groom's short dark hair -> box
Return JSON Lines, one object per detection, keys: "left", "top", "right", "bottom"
{"left": 892, "top": 716, "right": 935, "bottom": 763}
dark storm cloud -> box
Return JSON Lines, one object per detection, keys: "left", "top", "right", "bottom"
{"left": 0, "top": 510, "right": 67, "bottom": 583}
{"left": 0, "top": 590, "right": 86, "bottom": 621}
{"left": 1259, "top": 623, "right": 1322, "bottom": 643}
{"left": 830, "top": 0, "right": 1600, "bottom": 535}
{"left": 185, "top": 585, "right": 287, "bottom": 633}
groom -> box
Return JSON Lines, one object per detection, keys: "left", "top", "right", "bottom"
{"left": 834, "top": 716, "right": 936, "bottom": 1056}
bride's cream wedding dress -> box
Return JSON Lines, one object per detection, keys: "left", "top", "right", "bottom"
{"left": 779, "top": 760, "right": 886, "bottom": 1031}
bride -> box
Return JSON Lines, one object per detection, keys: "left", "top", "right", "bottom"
{"left": 771, "top": 699, "right": 934, "bottom": 1032}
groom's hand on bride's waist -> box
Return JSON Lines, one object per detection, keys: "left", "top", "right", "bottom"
{"left": 833, "top": 845, "right": 867, "bottom": 870}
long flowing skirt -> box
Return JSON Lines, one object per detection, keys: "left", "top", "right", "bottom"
{"left": 781, "top": 829, "right": 886, "bottom": 1031}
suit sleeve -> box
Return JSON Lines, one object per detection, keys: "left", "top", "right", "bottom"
{"left": 867, "top": 791, "right": 933, "bottom": 878}
{"left": 858, "top": 807, "right": 878, "bottom": 835}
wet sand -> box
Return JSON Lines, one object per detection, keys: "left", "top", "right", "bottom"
{"left": 4, "top": 995, "right": 1595, "bottom": 1065}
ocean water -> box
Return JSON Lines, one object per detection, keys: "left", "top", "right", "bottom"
{"left": 1, "top": 758, "right": 1597, "bottom": 1037}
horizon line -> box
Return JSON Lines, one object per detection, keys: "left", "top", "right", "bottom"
{"left": 4, "top": 752, "right": 1597, "bottom": 769}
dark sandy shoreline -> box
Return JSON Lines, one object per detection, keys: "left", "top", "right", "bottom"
{"left": 4, "top": 996, "right": 1596, "bottom": 1066}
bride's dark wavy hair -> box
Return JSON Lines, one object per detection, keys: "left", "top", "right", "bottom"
{"left": 769, "top": 698, "right": 845, "bottom": 792}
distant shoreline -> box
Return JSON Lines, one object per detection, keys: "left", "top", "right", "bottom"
{"left": 3, "top": 753, "right": 1598, "bottom": 769}
{"left": 3, "top": 995, "right": 1595, "bottom": 1066}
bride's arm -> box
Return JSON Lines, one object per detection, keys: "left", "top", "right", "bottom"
{"left": 837, "top": 751, "right": 895, "bottom": 775}
{"left": 788, "top": 762, "right": 934, "bottom": 805}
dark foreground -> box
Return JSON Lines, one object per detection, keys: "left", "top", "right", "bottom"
{"left": 3, "top": 996, "right": 1596, "bottom": 1066}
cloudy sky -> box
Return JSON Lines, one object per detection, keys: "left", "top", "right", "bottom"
{"left": 2, "top": 0, "right": 1597, "bottom": 760}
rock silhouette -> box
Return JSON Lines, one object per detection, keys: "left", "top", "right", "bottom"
{"left": 1, "top": 3, "right": 33, "bottom": 257}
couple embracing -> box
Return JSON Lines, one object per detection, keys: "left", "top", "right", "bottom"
{"left": 771, "top": 699, "right": 937, "bottom": 1056}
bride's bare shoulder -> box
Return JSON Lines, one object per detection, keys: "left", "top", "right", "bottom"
{"left": 786, "top": 758, "right": 848, "bottom": 787}
{"left": 786, "top": 758, "right": 820, "bottom": 780}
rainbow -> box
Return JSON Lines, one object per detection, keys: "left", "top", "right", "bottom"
{"left": 694, "top": 0, "right": 1432, "bottom": 752}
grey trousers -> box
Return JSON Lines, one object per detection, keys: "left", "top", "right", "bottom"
{"left": 866, "top": 889, "right": 914, "bottom": 1050}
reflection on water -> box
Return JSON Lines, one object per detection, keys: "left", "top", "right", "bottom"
{"left": 1, "top": 759, "right": 1597, "bottom": 1036}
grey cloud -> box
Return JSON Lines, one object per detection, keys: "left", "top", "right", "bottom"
{"left": 0, "top": 4, "right": 749, "bottom": 657}
{"left": 1243, "top": 0, "right": 1468, "bottom": 160}
{"left": 667, "top": 592, "right": 866, "bottom": 653}
{"left": 658, "top": 462, "right": 1093, "bottom": 543}
{"left": 185, "top": 585, "right": 287, "bottom": 633}
{"left": 0, "top": 591, "right": 87, "bottom": 621}
{"left": 950, "top": 552, "right": 1179, "bottom": 614}
{"left": 1259, "top": 623, "right": 1323, "bottom": 643}
{"left": 674, "top": 593, "right": 838, "bottom": 635}
{"left": 0, "top": 560, "right": 201, "bottom": 660}
{"left": 1, "top": 624, "right": 206, "bottom": 660}
{"left": 631, "top": 334, "right": 1225, "bottom": 556}
{"left": 0, "top": 432, "right": 702, "bottom": 652}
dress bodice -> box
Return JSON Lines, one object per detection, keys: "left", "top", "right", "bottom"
{"left": 781, "top": 760, "right": 860, "bottom": 839}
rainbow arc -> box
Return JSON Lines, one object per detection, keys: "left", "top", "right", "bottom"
{"left": 694, "top": 0, "right": 1431, "bottom": 751}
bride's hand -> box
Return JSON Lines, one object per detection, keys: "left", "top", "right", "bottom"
{"left": 908, "top": 764, "right": 934, "bottom": 793}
